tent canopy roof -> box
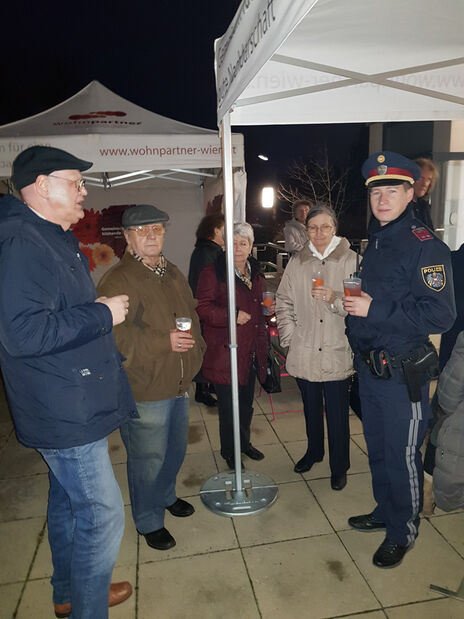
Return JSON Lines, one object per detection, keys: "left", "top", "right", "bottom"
{"left": 0, "top": 80, "right": 215, "bottom": 137}
{"left": 0, "top": 81, "right": 244, "bottom": 182}
{"left": 215, "top": 0, "right": 464, "bottom": 125}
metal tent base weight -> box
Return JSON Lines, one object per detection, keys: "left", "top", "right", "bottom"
{"left": 200, "top": 470, "right": 278, "bottom": 517}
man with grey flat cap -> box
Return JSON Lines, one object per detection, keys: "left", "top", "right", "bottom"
{"left": 98, "top": 204, "right": 205, "bottom": 551}
{"left": 0, "top": 146, "right": 135, "bottom": 618}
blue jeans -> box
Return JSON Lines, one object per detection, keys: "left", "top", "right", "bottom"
{"left": 38, "top": 437, "right": 124, "bottom": 619}
{"left": 120, "top": 395, "right": 189, "bottom": 534}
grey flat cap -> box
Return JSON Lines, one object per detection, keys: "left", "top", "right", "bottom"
{"left": 122, "top": 204, "right": 169, "bottom": 228}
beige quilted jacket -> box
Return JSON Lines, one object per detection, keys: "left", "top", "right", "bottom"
{"left": 276, "top": 238, "right": 357, "bottom": 382}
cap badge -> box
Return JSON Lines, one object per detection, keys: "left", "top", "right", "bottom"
{"left": 377, "top": 164, "right": 388, "bottom": 175}
{"left": 377, "top": 154, "right": 386, "bottom": 163}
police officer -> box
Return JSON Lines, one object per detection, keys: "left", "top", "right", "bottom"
{"left": 344, "top": 151, "right": 456, "bottom": 568}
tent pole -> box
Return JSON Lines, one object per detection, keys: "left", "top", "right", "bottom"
{"left": 221, "top": 111, "right": 243, "bottom": 491}
{"left": 200, "top": 112, "right": 278, "bottom": 517}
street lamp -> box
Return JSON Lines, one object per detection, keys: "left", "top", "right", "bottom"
{"left": 261, "top": 186, "right": 275, "bottom": 209}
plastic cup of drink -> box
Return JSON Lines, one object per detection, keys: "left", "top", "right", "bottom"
{"left": 312, "top": 274, "right": 324, "bottom": 289}
{"left": 176, "top": 317, "right": 192, "bottom": 333}
{"left": 262, "top": 291, "right": 275, "bottom": 316}
{"left": 343, "top": 277, "right": 362, "bottom": 297}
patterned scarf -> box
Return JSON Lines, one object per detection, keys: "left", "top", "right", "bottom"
{"left": 235, "top": 260, "right": 252, "bottom": 290}
{"left": 131, "top": 250, "right": 167, "bottom": 277}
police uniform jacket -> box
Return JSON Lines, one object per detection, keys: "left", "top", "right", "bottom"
{"left": 276, "top": 238, "right": 357, "bottom": 382}
{"left": 346, "top": 206, "right": 456, "bottom": 357}
{"left": 0, "top": 196, "right": 136, "bottom": 449}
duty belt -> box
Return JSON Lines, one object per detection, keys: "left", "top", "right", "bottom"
{"left": 360, "top": 341, "right": 439, "bottom": 401}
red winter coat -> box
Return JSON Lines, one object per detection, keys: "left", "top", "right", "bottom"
{"left": 196, "top": 254, "right": 268, "bottom": 386}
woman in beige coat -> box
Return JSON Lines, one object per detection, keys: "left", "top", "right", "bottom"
{"left": 276, "top": 205, "right": 357, "bottom": 490}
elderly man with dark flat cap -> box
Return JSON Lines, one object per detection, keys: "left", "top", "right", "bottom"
{"left": 98, "top": 205, "right": 205, "bottom": 551}
{"left": 344, "top": 151, "right": 455, "bottom": 569}
{"left": 0, "top": 146, "right": 135, "bottom": 618}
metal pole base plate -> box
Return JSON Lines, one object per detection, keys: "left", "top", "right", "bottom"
{"left": 200, "top": 470, "right": 278, "bottom": 517}
{"left": 430, "top": 577, "right": 464, "bottom": 601}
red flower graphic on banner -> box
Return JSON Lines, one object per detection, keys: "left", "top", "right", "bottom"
{"left": 79, "top": 245, "right": 96, "bottom": 271}
{"left": 72, "top": 209, "right": 102, "bottom": 245}
{"left": 93, "top": 244, "right": 115, "bottom": 266}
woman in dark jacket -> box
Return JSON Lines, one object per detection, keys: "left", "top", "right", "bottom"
{"left": 196, "top": 222, "right": 268, "bottom": 469}
{"left": 188, "top": 213, "right": 224, "bottom": 406}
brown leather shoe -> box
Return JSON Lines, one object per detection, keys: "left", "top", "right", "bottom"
{"left": 54, "top": 581, "right": 132, "bottom": 618}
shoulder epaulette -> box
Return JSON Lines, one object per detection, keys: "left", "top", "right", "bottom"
{"left": 411, "top": 226, "right": 433, "bottom": 242}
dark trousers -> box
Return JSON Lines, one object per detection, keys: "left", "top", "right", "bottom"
{"left": 357, "top": 360, "right": 431, "bottom": 546}
{"left": 296, "top": 377, "right": 351, "bottom": 477}
{"left": 214, "top": 368, "right": 256, "bottom": 459}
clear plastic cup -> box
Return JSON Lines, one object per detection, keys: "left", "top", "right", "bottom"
{"left": 312, "top": 272, "right": 324, "bottom": 289}
{"left": 176, "top": 317, "right": 192, "bottom": 333}
{"left": 262, "top": 291, "right": 275, "bottom": 316}
{"left": 343, "top": 277, "right": 362, "bottom": 297}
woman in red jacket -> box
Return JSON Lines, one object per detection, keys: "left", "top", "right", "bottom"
{"left": 196, "top": 222, "right": 268, "bottom": 469}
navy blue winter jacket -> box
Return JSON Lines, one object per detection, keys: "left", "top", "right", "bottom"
{"left": 0, "top": 196, "right": 136, "bottom": 449}
{"left": 346, "top": 206, "right": 456, "bottom": 356}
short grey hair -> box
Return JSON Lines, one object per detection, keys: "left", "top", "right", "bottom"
{"left": 233, "top": 222, "right": 254, "bottom": 245}
{"left": 306, "top": 204, "right": 338, "bottom": 229}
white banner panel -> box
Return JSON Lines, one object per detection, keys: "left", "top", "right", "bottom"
{"left": 215, "top": 0, "right": 315, "bottom": 122}
{"left": 0, "top": 133, "right": 244, "bottom": 176}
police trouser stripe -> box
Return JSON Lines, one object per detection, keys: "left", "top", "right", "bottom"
{"left": 405, "top": 400, "right": 422, "bottom": 545}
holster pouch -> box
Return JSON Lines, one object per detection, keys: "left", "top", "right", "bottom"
{"left": 368, "top": 349, "right": 392, "bottom": 379}
{"left": 401, "top": 342, "right": 439, "bottom": 403}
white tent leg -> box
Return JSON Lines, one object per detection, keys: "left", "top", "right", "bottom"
{"left": 200, "top": 112, "right": 278, "bottom": 517}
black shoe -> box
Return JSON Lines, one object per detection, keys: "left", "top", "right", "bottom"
{"left": 348, "top": 512, "right": 386, "bottom": 532}
{"left": 373, "top": 537, "right": 412, "bottom": 568}
{"left": 224, "top": 455, "right": 244, "bottom": 470}
{"left": 331, "top": 472, "right": 347, "bottom": 491}
{"left": 144, "top": 527, "right": 176, "bottom": 550}
{"left": 167, "top": 498, "right": 195, "bottom": 517}
{"left": 242, "top": 445, "right": 264, "bottom": 460}
{"left": 195, "top": 384, "right": 217, "bottom": 407}
{"left": 293, "top": 455, "right": 323, "bottom": 473}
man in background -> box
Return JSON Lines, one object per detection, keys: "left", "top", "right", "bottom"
{"left": 284, "top": 199, "right": 312, "bottom": 254}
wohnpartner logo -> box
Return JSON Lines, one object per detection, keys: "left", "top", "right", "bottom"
{"left": 53, "top": 110, "right": 142, "bottom": 126}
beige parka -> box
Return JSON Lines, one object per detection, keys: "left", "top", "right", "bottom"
{"left": 276, "top": 238, "right": 357, "bottom": 382}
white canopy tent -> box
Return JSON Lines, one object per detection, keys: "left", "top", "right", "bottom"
{"left": 201, "top": 0, "right": 464, "bottom": 506}
{"left": 0, "top": 80, "right": 244, "bottom": 185}
{"left": 0, "top": 81, "right": 245, "bottom": 276}
{"left": 216, "top": 0, "right": 464, "bottom": 126}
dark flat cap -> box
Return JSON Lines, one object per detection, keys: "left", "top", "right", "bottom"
{"left": 122, "top": 204, "right": 169, "bottom": 228}
{"left": 12, "top": 146, "right": 93, "bottom": 191}
{"left": 362, "top": 151, "right": 421, "bottom": 187}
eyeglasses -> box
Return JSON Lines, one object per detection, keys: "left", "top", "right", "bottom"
{"left": 48, "top": 174, "right": 86, "bottom": 192}
{"left": 307, "top": 224, "right": 334, "bottom": 234}
{"left": 128, "top": 224, "right": 165, "bottom": 237}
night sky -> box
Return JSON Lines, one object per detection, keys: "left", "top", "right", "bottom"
{"left": 1, "top": 0, "right": 368, "bottom": 237}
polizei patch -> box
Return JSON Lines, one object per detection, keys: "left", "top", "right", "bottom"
{"left": 421, "top": 265, "right": 446, "bottom": 291}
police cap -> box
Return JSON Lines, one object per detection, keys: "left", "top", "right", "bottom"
{"left": 12, "top": 146, "right": 93, "bottom": 191}
{"left": 122, "top": 204, "right": 169, "bottom": 228}
{"left": 362, "top": 151, "right": 421, "bottom": 187}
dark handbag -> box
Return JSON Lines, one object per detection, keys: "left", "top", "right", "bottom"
{"left": 260, "top": 348, "right": 282, "bottom": 394}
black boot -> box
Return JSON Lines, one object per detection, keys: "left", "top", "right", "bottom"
{"left": 195, "top": 383, "right": 217, "bottom": 407}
